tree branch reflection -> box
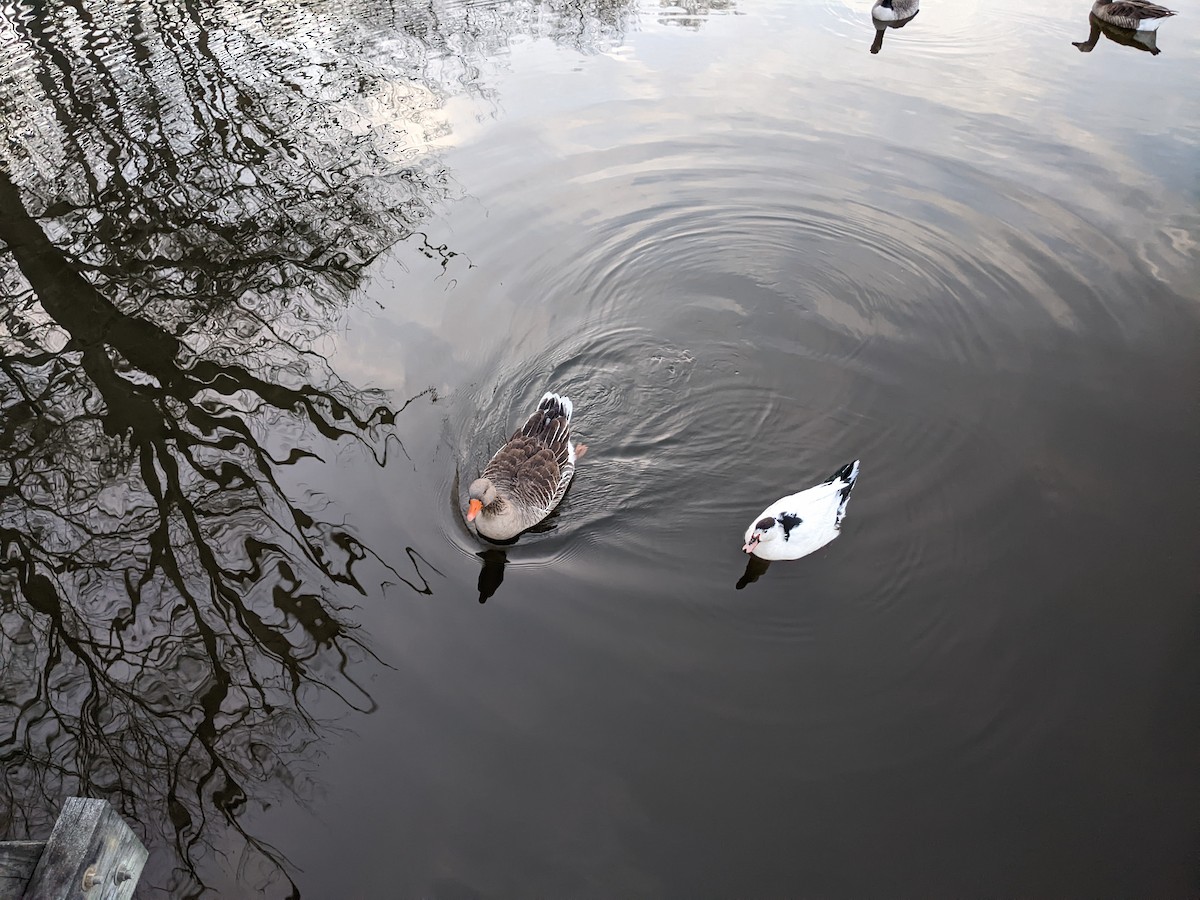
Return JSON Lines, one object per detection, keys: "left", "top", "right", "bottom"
{"left": 0, "top": 0, "right": 708, "bottom": 894}
{"left": 0, "top": 1, "right": 465, "bottom": 894}
{"left": 0, "top": 162, "right": 447, "bottom": 896}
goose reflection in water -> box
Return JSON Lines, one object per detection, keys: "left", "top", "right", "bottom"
{"left": 1074, "top": 0, "right": 1176, "bottom": 54}
{"left": 869, "top": 0, "right": 920, "bottom": 54}
{"left": 736, "top": 554, "right": 772, "bottom": 590}
{"left": 477, "top": 549, "right": 508, "bottom": 603}
{"left": 470, "top": 512, "right": 561, "bottom": 603}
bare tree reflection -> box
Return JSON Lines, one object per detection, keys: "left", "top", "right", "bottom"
{"left": 0, "top": 157, "right": 446, "bottom": 896}
{"left": 657, "top": 0, "right": 738, "bottom": 30}
{"left": 0, "top": 1, "right": 495, "bottom": 897}
{"left": 2, "top": 0, "right": 663, "bottom": 894}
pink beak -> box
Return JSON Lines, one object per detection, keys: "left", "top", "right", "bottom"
{"left": 743, "top": 535, "right": 760, "bottom": 554}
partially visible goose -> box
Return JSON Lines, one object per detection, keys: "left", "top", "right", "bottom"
{"left": 1073, "top": 12, "right": 1165, "bottom": 52}
{"left": 870, "top": 0, "right": 919, "bottom": 52}
{"left": 1089, "top": 0, "right": 1176, "bottom": 30}
{"left": 870, "top": 10, "right": 919, "bottom": 53}
{"left": 467, "top": 392, "right": 586, "bottom": 541}
{"left": 871, "top": 0, "right": 919, "bottom": 24}
{"left": 742, "top": 460, "right": 860, "bottom": 561}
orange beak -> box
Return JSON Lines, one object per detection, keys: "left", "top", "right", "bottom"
{"left": 467, "top": 498, "right": 483, "bottom": 522}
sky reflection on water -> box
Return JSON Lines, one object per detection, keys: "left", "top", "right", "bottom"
{"left": 1, "top": 0, "right": 1197, "bottom": 896}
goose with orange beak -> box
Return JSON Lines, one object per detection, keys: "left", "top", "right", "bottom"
{"left": 467, "top": 391, "right": 586, "bottom": 541}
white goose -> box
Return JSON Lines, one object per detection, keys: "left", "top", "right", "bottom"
{"left": 742, "top": 460, "right": 860, "bottom": 561}
{"left": 467, "top": 392, "right": 586, "bottom": 541}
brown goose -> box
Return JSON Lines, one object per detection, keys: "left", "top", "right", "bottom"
{"left": 467, "top": 392, "right": 586, "bottom": 541}
{"left": 1089, "top": 0, "right": 1176, "bottom": 30}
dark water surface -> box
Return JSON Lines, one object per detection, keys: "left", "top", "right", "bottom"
{"left": 1, "top": 0, "right": 1198, "bottom": 896}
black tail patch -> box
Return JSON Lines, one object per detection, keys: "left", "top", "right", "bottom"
{"left": 520, "top": 393, "right": 572, "bottom": 444}
{"left": 828, "top": 459, "right": 860, "bottom": 486}
{"left": 838, "top": 480, "right": 854, "bottom": 507}
{"left": 832, "top": 459, "right": 859, "bottom": 525}
{"left": 538, "top": 396, "right": 566, "bottom": 417}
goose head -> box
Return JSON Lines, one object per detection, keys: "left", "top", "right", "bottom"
{"left": 467, "top": 477, "right": 499, "bottom": 522}
{"left": 743, "top": 516, "right": 780, "bottom": 555}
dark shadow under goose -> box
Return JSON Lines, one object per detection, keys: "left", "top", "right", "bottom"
{"left": 736, "top": 554, "right": 772, "bottom": 590}
{"left": 476, "top": 548, "right": 507, "bottom": 603}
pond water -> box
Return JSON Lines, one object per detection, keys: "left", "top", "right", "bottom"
{"left": 1, "top": 0, "right": 1198, "bottom": 897}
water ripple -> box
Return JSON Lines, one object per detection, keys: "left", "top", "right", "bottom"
{"left": 433, "top": 103, "right": 1160, "bottom": 637}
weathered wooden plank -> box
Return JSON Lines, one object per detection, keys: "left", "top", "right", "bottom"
{"left": 0, "top": 841, "right": 46, "bottom": 897}
{"left": 22, "top": 798, "right": 147, "bottom": 900}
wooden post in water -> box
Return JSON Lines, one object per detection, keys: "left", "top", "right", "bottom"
{"left": 0, "top": 798, "right": 147, "bottom": 899}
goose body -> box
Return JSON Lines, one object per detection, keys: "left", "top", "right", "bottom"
{"left": 467, "top": 392, "right": 584, "bottom": 541}
{"left": 742, "top": 460, "right": 860, "bottom": 561}
{"left": 1091, "top": 0, "right": 1176, "bottom": 30}
{"left": 872, "top": 0, "right": 919, "bottom": 23}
